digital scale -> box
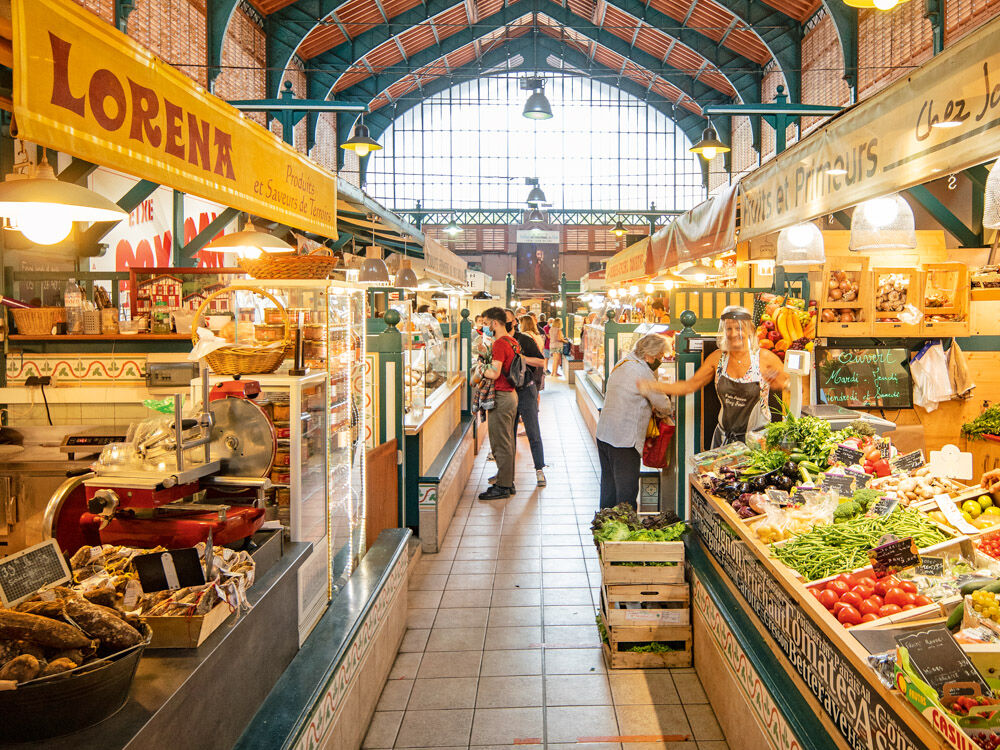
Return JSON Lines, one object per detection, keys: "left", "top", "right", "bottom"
{"left": 59, "top": 430, "right": 128, "bottom": 460}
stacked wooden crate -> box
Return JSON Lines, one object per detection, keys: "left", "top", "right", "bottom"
{"left": 598, "top": 540, "right": 692, "bottom": 668}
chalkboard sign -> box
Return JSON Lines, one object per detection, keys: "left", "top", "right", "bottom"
{"left": 816, "top": 347, "right": 912, "bottom": 409}
{"left": 916, "top": 556, "right": 945, "bottom": 576}
{"left": 897, "top": 627, "right": 992, "bottom": 698}
{"left": 872, "top": 496, "right": 900, "bottom": 516}
{"left": 134, "top": 549, "right": 205, "bottom": 593}
{"left": 0, "top": 540, "right": 71, "bottom": 607}
{"left": 846, "top": 467, "right": 871, "bottom": 488}
{"left": 766, "top": 488, "right": 792, "bottom": 506}
{"left": 833, "top": 445, "right": 864, "bottom": 466}
{"left": 869, "top": 537, "right": 920, "bottom": 578}
{"left": 891, "top": 450, "right": 925, "bottom": 473}
{"left": 821, "top": 473, "right": 855, "bottom": 495}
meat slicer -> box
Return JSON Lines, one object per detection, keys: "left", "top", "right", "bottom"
{"left": 43, "top": 370, "right": 274, "bottom": 555}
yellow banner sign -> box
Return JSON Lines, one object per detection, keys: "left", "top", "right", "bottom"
{"left": 605, "top": 237, "right": 651, "bottom": 284}
{"left": 740, "top": 14, "right": 1000, "bottom": 240}
{"left": 11, "top": 0, "right": 337, "bottom": 236}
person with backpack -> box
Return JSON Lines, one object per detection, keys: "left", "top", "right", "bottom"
{"left": 478, "top": 306, "right": 524, "bottom": 500}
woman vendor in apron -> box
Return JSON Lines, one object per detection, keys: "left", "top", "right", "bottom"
{"left": 638, "top": 306, "right": 788, "bottom": 447}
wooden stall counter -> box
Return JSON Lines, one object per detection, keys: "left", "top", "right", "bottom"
{"left": 687, "top": 478, "right": 951, "bottom": 750}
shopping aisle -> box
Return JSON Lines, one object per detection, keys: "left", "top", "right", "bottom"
{"left": 362, "top": 379, "right": 727, "bottom": 750}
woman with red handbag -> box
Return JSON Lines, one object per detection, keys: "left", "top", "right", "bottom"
{"left": 595, "top": 334, "right": 673, "bottom": 509}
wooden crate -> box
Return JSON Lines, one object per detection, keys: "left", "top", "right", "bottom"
{"left": 599, "top": 610, "right": 692, "bottom": 669}
{"left": 872, "top": 267, "right": 923, "bottom": 337}
{"left": 921, "top": 262, "right": 970, "bottom": 337}
{"left": 817, "top": 256, "right": 873, "bottom": 337}
{"left": 598, "top": 541, "right": 684, "bottom": 585}
{"left": 602, "top": 583, "right": 690, "bottom": 628}
{"left": 144, "top": 600, "right": 234, "bottom": 648}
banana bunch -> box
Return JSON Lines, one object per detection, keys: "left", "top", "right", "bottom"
{"left": 774, "top": 307, "right": 803, "bottom": 344}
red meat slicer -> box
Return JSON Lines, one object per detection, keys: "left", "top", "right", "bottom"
{"left": 43, "top": 371, "right": 274, "bottom": 554}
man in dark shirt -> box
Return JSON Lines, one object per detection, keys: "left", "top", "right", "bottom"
{"left": 507, "top": 309, "right": 548, "bottom": 487}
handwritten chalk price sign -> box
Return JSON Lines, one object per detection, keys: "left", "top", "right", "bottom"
{"left": 869, "top": 537, "right": 920, "bottom": 578}
{"left": 0, "top": 539, "right": 71, "bottom": 607}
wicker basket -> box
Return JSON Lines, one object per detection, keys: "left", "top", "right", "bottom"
{"left": 11, "top": 307, "right": 66, "bottom": 335}
{"left": 238, "top": 247, "right": 338, "bottom": 280}
{"left": 192, "top": 286, "right": 290, "bottom": 375}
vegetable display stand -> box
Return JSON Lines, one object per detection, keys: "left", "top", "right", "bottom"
{"left": 598, "top": 541, "right": 685, "bottom": 585}
{"left": 921, "top": 262, "right": 970, "bottom": 337}
{"left": 817, "top": 256, "right": 872, "bottom": 337}
{"left": 599, "top": 611, "right": 692, "bottom": 669}
{"left": 872, "top": 267, "right": 923, "bottom": 337}
{"left": 602, "top": 583, "right": 690, "bottom": 627}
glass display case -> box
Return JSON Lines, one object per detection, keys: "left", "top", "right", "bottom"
{"left": 398, "top": 305, "right": 461, "bottom": 423}
{"left": 582, "top": 320, "right": 606, "bottom": 392}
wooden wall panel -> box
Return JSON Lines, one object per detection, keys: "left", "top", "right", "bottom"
{"left": 366, "top": 438, "right": 399, "bottom": 550}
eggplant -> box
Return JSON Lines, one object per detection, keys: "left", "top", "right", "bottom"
{"left": 773, "top": 475, "right": 794, "bottom": 492}
{"left": 749, "top": 475, "right": 769, "bottom": 492}
{"left": 782, "top": 461, "right": 800, "bottom": 479}
{"left": 735, "top": 481, "right": 752, "bottom": 496}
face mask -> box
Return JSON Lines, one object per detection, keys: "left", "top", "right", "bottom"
{"left": 648, "top": 358, "right": 662, "bottom": 371}
{"left": 483, "top": 326, "right": 493, "bottom": 339}
{"left": 505, "top": 321, "right": 514, "bottom": 333}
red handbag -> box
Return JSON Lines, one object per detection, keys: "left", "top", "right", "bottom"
{"left": 642, "top": 417, "right": 675, "bottom": 468}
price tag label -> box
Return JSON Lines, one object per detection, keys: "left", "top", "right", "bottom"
{"left": 869, "top": 536, "right": 920, "bottom": 578}
{"left": 766, "top": 488, "right": 792, "bottom": 506}
{"left": 821, "top": 473, "right": 855, "bottom": 495}
{"left": 890, "top": 450, "right": 926, "bottom": 474}
{"left": 916, "top": 556, "right": 945, "bottom": 576}
{"left": 879, "top": 439, "right": 892, "bottom": 459}
{"left": 0, "top": 540, "right": 71, "bottom": 607}
{"left": 846, "top": 467, "right": 872, "bottom": 488}
{"left": 897, "top": 627, "right": 992, "bottom": 698}
{"left": 833, "top": 445, "right": 864, "bottom": 465}
{"left": 935, "top": 494, "right": 979, "bottom": 535}
{"left": 872, "top": 496, "right": 900, "bottom": 516}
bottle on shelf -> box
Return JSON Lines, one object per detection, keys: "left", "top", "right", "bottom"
{"left": 64, "top": 278, "right": 83, "bottom": 334}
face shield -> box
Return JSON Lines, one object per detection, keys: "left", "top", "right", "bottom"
{"left": 717, "top": 307, "right": 757, "bottom": 353}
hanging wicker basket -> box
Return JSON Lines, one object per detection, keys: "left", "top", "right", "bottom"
{"left": 192, "top": 286, "right": 290, "bottom": 375}
{"left": 238, "top": 246, "right": 338, "bottom": 280}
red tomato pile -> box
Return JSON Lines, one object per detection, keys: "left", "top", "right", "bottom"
{"left": 809, "top": 573, "right": 932, "bottom": 627}
{"left": 977, "top": 536, "right": 1000, "bottom": 560}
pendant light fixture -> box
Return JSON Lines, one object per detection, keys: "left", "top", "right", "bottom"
{"left": 0, "top": 151, "right": 126, "bottom": 245}
{"left": 443, "top": 218, "right": 463, "bottom": 236}
{"left": 983, "top": 158, "right": 1000, "bottom": 230}
{"left": 521, "top": 61, "right": 553, "bottom": 121}
{"left": 610, "top": 220, "right": 627, "bottom": 237}
{"left": 527, "top": 208, "right": 545, "bottom": 224}
{"left": 394, "top": 257, "right": 418, "bottom": 288}
{"left": 204, "top": 220, "right": 294, "bottom": 258}
{"left": 776, "top": 222, "right": 825, "bottom": 268}
{"left": 526, "top": 180, "right": 546, "bottom": 205}
{"left": 850, "top": 194, "right": 917, "bottom": 251}
{"left": 358, "top": 219, "right": 391, "bottom": 284}
{"left": 689, "top": 120, "right": 730, "bottom": 162}
{"left": 843, "top": 0, "right": 911, "bottom": 10}
{"left": 340, "top": 116, "right": 382, "bottom": 157}
{"left": 473, "top": 290, "right": 493, "bottom": 300}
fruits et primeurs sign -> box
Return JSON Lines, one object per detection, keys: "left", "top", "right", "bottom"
{"left": 740, "top": 12, "right": 1000, "bottom": 240}
{"left": 605, "top": 237, "right": 651, "bottom": 285}
{"left": 11, "top": 0, "right": 338, "bottom": 237}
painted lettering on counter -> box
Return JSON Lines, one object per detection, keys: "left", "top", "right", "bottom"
{"left": 48, "top": 32, "right": 236, "bottom": 180}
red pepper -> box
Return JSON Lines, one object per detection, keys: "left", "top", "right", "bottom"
{"left": 873, "top": 459, "right": 891, "bottom": 477}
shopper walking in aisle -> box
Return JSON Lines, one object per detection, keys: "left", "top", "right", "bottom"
{"left": 478, "top": 307, "right": 521, "bottom": 500}
{"left": 542, "top": 317, "right": 552, "bottom": 363}
{"left": 519, "top": 314, "right": 545, "bottom": 352}
{"left": 507, "top": 310, "right": 548, "bottom": 486}
{"left": 548, "top": 318, "right": 565, "bottom": 376}
{"left": 595, "top": 334, "right": 673, "bottom": 509}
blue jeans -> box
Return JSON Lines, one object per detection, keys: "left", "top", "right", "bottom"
{"left": 514, "top": 383, "right": 545, "bottom": 470}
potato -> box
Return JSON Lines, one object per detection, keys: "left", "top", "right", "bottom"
{"left": 0, "top": 654, "right": 40, "bottom": 683}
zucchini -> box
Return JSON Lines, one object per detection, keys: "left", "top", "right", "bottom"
{"left": 789, "top": 453, "right": 808, "bottom": 464}
{"left": 799, "top": 461, "right": 822, "bottom": 474}
{"left": 947, "top": 602, "right": 965, "bottom": 630}
{"left": 799, "top": 465, "right": 813, "bottom": 484}
{"left": 983, "top": 581, "right": 1000, "bottom": 594}
{"left": 959, "top": 577, "right": 997, "bottom": 596}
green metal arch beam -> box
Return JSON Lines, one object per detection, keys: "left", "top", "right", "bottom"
{"left": 207, "top": 0, "right": 241, "bottom": 87}
{"left": 358, "top": 35, "right": 714, "bottom": 184}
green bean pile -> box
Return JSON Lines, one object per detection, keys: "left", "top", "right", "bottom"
{"left": 771, "top": 509, "right": 949, "bottom": 581}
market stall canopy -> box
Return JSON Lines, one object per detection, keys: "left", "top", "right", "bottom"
{"left": 605, "top": 237, "right": 653, "bottom": 285}
{"left": 422, "top": 237, "right": 467, "bottom": 287}
{"left": 738, "top": 12, "right": 1000, "bottom": 240}
{"left": 650, "top": 184, "right": 738, "bottom": 271}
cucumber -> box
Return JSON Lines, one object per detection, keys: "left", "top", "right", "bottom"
{"left": 789, "top": 453, "right": 808, "bottom": 464}
{"left": 960, "top": 577, "right": 998, "bottom": 596}
{"left": 983, "top": 581, "right": 1000, "bottom": 594}
{"left": 947, "top": 602, "right": 965, "bottom": 630}
{"left": 799, "top": 461, "right": 822, "bottom": 475}
{"left": 799, "top": 465, "right": 813, "bottom": 484}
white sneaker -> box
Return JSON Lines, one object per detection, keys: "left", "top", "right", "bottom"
{"left": 487, "top": 452, "right": 495, "bottom": 461}
{"left": 536, "top": 469, "right": 546, "bottom": 486}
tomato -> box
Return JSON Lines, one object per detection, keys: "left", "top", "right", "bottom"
{"left": 878, "top": 604, "right": 903, "bottom": 617}
{"left": 850, "top": 584, "right": 874, "bottom": 598}
{"left": 835, "top": 573, "right": 855, "bottom": 587}
{"left": 913, "top": 595, "right": 933, "bottom": 607}
{"left": 898, "top": 581, "right": 919, "bottom": 594}
{"left": 837, "top": 605, "right": 862, "bottom": 625}
{"left": 861, "top": 613, "right": 879, "bottom": 623}
{"left": 810, "top": 588, "right": 824, "bottom": 599}
{"left": 832, "top": 601, "right": 849, "bottom": 615}
{"left": 840, "top": 591, "right": 864, "bottom": 609}
{"left": 818, "top": 590, "right": 839, "bottom": 610}
{"left": 827, "top": 580, "right": 850, "bottom": 596}
{"left": 873, "top": 579, "right": 890, "bottom": 597}
{"left": 859, "top": 597, "right": 883, "bottom": 616}
{"left": 884, "top": 588, "right": 910, "bottom": 607}
{"left": 902, "top": 604, "right": 916, "bottom": 611}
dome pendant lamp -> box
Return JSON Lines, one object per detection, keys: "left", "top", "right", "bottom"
{"left": 689, "top": 120, "right": 730, "bottom": 162}
{"left": 443, "top": 218, "right": 463, "bottom": 236}
{"left": 849, "top": 194, "right": 917, "bottom": 252}
{"left": 521, "top": 77, "right": 552, "bottom": 120}
{"left": 526, "top": 208, "right": 545, "bottom": 224}
{"left": 610, "top": 220, "right": 626, "bottom": 237}
{"left": 843, "top": 0, "right": 911, "bottom": 10}
{"left": 340, "top": 117, "right": 382, "bottom": 157}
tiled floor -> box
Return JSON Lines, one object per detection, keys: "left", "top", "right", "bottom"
{"left": 363, "top": 379, "right": 728, "bottom": 750}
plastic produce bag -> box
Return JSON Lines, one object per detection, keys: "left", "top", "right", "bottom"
{"left": 189, "top": 326, "right": 230, "bottom": 361}
{"left": 911, "top": 342, "right": 954, "bottom": 412}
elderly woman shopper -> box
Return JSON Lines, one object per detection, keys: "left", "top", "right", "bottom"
{"left": 595, "top": 333, "right": 673, "bottom": 509}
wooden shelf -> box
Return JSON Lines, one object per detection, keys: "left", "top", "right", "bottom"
{"left": 9, "top": 334, "right": 190, "bottom": 341}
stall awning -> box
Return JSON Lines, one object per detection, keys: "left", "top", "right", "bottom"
{"left": 422, "top": 237, "right": 467, "bottom": 286}
{"left": 605, "top": 237, "right": 653, "bottom": 285}
{"left": 650, "top": 184, "right": 738, "bottom": 271}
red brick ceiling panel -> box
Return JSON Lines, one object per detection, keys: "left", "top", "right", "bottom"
{"left": 448, "top": 45, "right": 478, "bottom": 68}
{"left": 757, "top": 0, "right": 819, "bottom": 23}
{"left": 651, "top": 78, "right": 683, "bottom": 101}
{"left": 333, "top": 67, "right": 371, "bottom": 92}
{"left": 700, "top": 70, "right": 735, "bottom": 96}
{"left": 679, "top": 98, "right": 701, "bottom": 115}
{"left": 247, "top": 0, "right": 298, "bottom": 13}
{"left": 365, "top": 40, "right": 404, "bottom": 70}
{"left": 298, "top": 24, "right": 347, "bottom": 59}
{"left": 665, "top": 43, "right": 702, "bottom": 76}
{"left": 384, "top": 75, "right": 418, "bottom": 101}
{"left": 335, "top": 0, "right": 384, "bottom": 38}
{"left": 593, "top": 45, "right": 626, "bottom": 72}
{"left": 645, "top": 0, "right": 772, "bottom": 66}
{"left": 398, "top": 22, "right": 437, "bottom": 56}
{"left": 634, "top": 24, "right": 672, "bottom": 59}
{"left": 601, "top": 5, "right": 637, "bottom": 44}
{"left": 383, "top": 0, "right": 425, "bottom": 17}
{"left": 434, "top": 4, "right": 472, "bottom": 40}
{"left": 723, "top": 25, "right": 771, "bottom": 65}
{"left": 476, "top": 0, "right": 506, "bottom": 21}
{"left": 567, "top": 0, "right": 599, "bottom": 24}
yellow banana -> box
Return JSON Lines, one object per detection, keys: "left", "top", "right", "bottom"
{"left": 777, "top": 308, "right": 793, "bottom": 344}
{"left": 788, "top": 310, "right": 803, "bottom": 340}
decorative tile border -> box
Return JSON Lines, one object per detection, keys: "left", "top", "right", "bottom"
{"left": 692, "top": 576, "right": 802, "bottom": 750}
{"left": 6, "top": 355, "right": 145, "bottom": 384}
{"left": 363, "top": 354, "right": 376, "bottom": 450}
{"left": 292, "top": 550, "right": 409, "bottom": 750}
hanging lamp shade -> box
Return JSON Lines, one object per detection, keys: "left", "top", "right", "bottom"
{"left": 443, "top": 218, "right": 463, "bottom": 236}
{"left": 522, "top": 89, "right": 553, "bottom": 120}
{"left": 610, "top": 221, "right": 626, "bottom": 237}
{"left": 679, "top": 262, "right": 724, "bottom": 279}
{"left": 473, "top": 290, "right": 493, "bottom": 299}
{"left": 340, "top": 122, "right": 382, "bottom": 157}
{"left": 526, "top": 208, "right": 544, "bottom": 223}
{"left": 843, "top": 0, "right": 911, "bottom": 9}
{"left": 689, "top": 125, "right": 730, "bottom": 161}
{"left": 776, "top": 222, "right": 825, "bottom": 268}
{"left": 651, "top": 270, "right": 687, "bottom": 284}
{"left": 527, "top": 185, "right": 547, "bottom": 204}
{"left": 983, "top": 159, "right": 1000, "bottom": 230}
{"left": 849, "top": 194, "right": 917, "bottom": 252}
{"left": 359, "top": 251, "right": 391, "bottom": 284}
{"left": 395, "top": 258, "right": 418, "bottom": 288}
{"left": 204, "top": 225, "right": 294, "bottom": 258}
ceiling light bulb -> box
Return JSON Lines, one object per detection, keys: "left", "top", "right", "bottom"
{"left": 694, "top": 273, "right": 707, "bottom": 284}
{"left": 713, "top": 258, "right": 723, "bottom": 269}
{"left": 701, "top": 146, "right": 717, "bottom": 161}
{"left": 14, "top": 215, "right": 72, "bottom": 245}
{"left": 630, "top": 285, "right": 639, "bottom": 295}
{"left": 663, "top": 281, "right": 674, "bottom": 291}
{"left": 873, "top": 0, "right": 898, "bottom": 9}
{"left": 862, "top": 196, "right": 900, "bottom": 228}
{"left": 786, "top": 223, "right": 815, "bottom": 248}
{"left": 645, "top": 284, "right": 654, "bottom": 294}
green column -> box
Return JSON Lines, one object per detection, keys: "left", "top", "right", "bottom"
{"left": 673, "top": 310, "right": 701, "bottom": 519}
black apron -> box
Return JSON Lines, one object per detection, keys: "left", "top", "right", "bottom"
{"left": 711, "top": 352, "right": 768, "bottom": 448}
